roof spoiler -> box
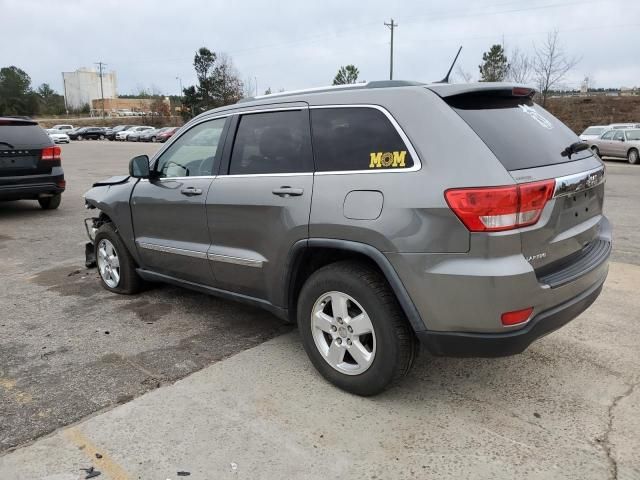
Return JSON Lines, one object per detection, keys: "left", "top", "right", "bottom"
{"left": 427, "top": 83, "right": 537, "bottom": 98}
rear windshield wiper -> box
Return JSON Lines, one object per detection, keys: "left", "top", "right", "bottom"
{"left": 561, "top": 141, "right": 589, "bottom": 159}
{"left": 0, "top": 141, "right": 15, "bottom": 149}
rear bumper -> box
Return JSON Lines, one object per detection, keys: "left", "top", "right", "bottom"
{"left": 0, "top": 167, "right": 65, "bottom": 200}
{"left": 386, "top": 215, "right": 611, "bottom": 355}
{"left": 417, "top": 274, "right": 606, "bottom": 357}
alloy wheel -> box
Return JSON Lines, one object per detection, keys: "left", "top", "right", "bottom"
{"left": 311, "top": 291, "right": 376, "bottom": 375}
{"left": 97, "top": 239, "right": 121, "bottom": 288}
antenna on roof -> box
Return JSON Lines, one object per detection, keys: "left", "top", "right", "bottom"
{"left": 435, "top": 46, "right": 462, "bottom": 84}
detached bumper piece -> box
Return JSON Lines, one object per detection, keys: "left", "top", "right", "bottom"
{"left": 417, "top": 278, "right": 605, "bottom": 357}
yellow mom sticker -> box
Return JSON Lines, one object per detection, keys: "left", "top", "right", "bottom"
{"left": 369, "top": 151, "right": 407, "bottom": 168}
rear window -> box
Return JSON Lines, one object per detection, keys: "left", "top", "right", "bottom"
{"left": 445, "top": 92, "right": 591, "bottom": 170}
{"left": 583, "top": 127, "right": 605, "bottom": 136}
{"left": 0, "top": 122, "right": 52, "bottom": 148}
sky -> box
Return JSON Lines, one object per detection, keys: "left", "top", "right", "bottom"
{"left": 1, "top": 0, "right": 638, "bottom": 96}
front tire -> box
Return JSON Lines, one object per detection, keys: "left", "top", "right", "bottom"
{"left": 591, "top": 146, "right": 600, "bottom": 157}
{"left": 99, "top": 134, "right": 105, "bottom": 140}
{"left": 628, "top": 149, "right": 639, "bottom": 165}
{"left": 297, "top": 261, "right": 416, "bottom": 396}
{"left": 77, "top": 135, "right": 83, "bottom": 141}
{"left": 94, "top": 223, "right": 142, "bottom": 294}
{"left": 38, "top": 193, "right": 61, "bottom": 210}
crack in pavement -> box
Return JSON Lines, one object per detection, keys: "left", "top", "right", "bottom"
{"left": 600, "top": 381, "right": 638, "bottom": 480}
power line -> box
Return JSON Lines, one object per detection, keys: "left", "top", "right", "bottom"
{"left": 384, "top": 19, "right": 398, "bottom": 80}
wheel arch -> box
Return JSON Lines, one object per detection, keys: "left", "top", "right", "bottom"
{"left": 284, "top": 239, "right": 427, "bottom": 332}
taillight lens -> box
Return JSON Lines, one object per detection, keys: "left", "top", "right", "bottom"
{"left": 41, "top": 146, "right": 62, "bottom": 162}
{"left": 445, "top": 179, "right": 555, "bottom": 232}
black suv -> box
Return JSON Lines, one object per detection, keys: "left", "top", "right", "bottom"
{"left": 0, "top": 117, "right": 65, "bottom": 209}
{"left": 70, "top": 127, "right": 106, "bottom": 140}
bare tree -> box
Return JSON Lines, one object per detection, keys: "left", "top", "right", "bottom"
{"left": 532, "top": 30, "right": 580, "bottom": 106}
{"left": 453, "top": 65, "right": 473, "bottom": 83}
{"left": 243, "top": 76, "right": 256, "bottom": 98}
{"left": 506, "top": 48, "right": 532, "bottom": 84}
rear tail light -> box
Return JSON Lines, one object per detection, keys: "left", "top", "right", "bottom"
{"left": 445, "top": 179, "right": 555, "bottom": 232}
{"left": 41, "top": 146, "right": 61, "bottom": 162}
{"left": 501, "top": 307, "right": 533, "bottom": 326}
{"left": 56, "top": 179, "right": 66, "bottom": 188}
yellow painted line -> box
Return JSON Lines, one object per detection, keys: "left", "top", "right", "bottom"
{"left": 63, "top": 427, "right": 131, "bottom": 480}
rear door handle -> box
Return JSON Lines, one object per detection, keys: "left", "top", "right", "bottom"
{"left": 180, "top": 187, "right": 203, "bottom": 196}
{"left": 272, "top": 186, "right": 304, "bottom": 197}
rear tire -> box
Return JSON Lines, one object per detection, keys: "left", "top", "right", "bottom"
{"left": 99, "top": 134, "right": 105, "bottom": 140}
{"left": 297, "top": 260, "right": 416, "bottom": 396}
{"left": 38, "top": 194, "right": 61, "bottom": 210}
{"left": 77, "top": 135, "right": 83, "bottom": 141}
{"left": 628, "top": 149, "right": 639, "bottom": 165}
{"left": 94, "top": 223, "right": 142, "bottom": 294}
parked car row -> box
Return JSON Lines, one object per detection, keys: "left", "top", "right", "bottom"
{"left": 113, "top": 125, "right": 178, "bottom": 142}
{"left": 42, "top": 125, "right": 179, "bottom": 143}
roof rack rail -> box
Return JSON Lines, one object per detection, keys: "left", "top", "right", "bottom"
{"left": 238, "top": 80, "right": 425, "bottom": 103}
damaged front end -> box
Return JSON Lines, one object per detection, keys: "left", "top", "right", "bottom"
{"left": 83, "top": 216, "right": 102, "bottom": 268}
{"left": 83, "top": 175, "right": 132, "bottom": 268}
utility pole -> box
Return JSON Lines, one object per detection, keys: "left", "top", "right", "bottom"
{"left": 95, "top": 61, "right": 106, "bottom": 119}
{"left": 176, "top": 76, "right": 183, "bottom": 97}
{"left": 384, "top": 18, "right": 398, "bottom": 80}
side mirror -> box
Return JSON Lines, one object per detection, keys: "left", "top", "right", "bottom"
{"left": 129, "top": 155, "right": 150, "bottom": 178}
{"left": 620, "top": 138, "right": 625, "bottom": 142}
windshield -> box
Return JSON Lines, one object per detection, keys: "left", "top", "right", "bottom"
{"left": 445, "top": 92, "right": 591, "bottom": 170}
{"left": 583, "top": 127, "right": 605, "bottom": 135}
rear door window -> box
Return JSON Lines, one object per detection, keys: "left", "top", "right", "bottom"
{"left": 443, "top": 91, "right": 592, "bottom": 170}
{"left": 626, "top": 130, "right": 640, "bottom": 141}
{"left": 613, "top": 131, "right": 625, "bottom": 141}
{"left": 228, "top": 110, "right": 312, "bottom": 175}
{"left": 310, "top": 107, "right": 414, "bottom": 172}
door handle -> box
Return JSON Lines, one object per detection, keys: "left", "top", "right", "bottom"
{"left": 180, "top": 187, "right": 203, "bottom": 196}
{"left": 272, "top": 186, "right": 304, "bottom": 197}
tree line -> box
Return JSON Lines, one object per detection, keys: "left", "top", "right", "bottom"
{"left": 0, "top": 66, "right": 66, "bottom": 116}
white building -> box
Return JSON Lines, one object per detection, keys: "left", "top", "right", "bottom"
{"left": 62, "top": 68, "right": 117, "bottom": 111}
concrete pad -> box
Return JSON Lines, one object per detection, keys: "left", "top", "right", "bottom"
{"left": 1, "top": 261, "right": 639, "bottom": 480}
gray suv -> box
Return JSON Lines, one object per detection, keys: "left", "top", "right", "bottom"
{"left": 84, "top": 81, "right": 611, "bottom": 396}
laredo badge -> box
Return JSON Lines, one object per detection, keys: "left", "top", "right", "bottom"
{"left": 369, "top": 150, "right": 407, "bottom": 168}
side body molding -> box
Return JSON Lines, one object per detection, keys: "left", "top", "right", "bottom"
{"left": 286, "top": 238, "right": 427, "bottom": 333}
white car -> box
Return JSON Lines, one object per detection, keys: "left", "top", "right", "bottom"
{"left": 115, "top": 126, "right": 153, "bottom": 141}
{"left": 608, "top": 123, "right": 640, "bottom": 130}
{"left": 579, "top": 125, "right": 608, "bottom": 141}
{"left": 46, "top": 129, "right": 70, "bottom": 144}
{"left": 51, "top": 124, "right": 74, "bottom": 132}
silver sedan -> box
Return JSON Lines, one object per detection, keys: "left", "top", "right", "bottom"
{"left": 590, "top": 129, "right": 640, "bottom": 164}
